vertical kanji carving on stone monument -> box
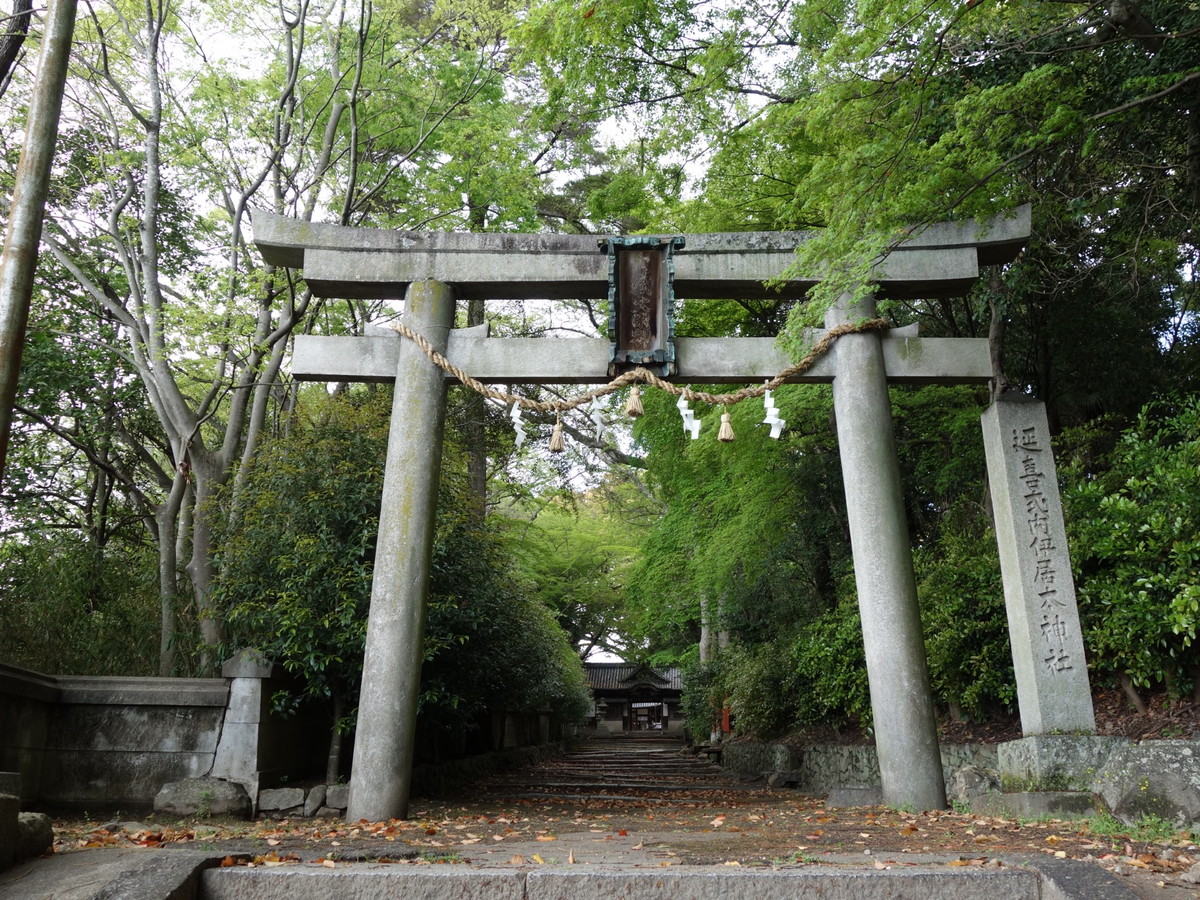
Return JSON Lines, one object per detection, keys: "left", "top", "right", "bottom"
{"left": 983, "top": 396, "right": 1095, "bottom": 735}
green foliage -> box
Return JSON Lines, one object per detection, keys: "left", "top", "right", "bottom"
{"left": 788, "top": 595, "right": 872, "bottom": 730}
{"left": 1063, "top": 396, "right": 1200, "bottom": 693}
{"left": 420, "top": 503, "right": 592, "bottom": 730}
{"left": 215, "top": 393, "right": 384, "bottom": 721}
{"left": 916, "top": 515, "right": 1015, "bottom": 719}
{"left": 679, "top": 656, "right": 724, "bottom": 739}
{"left": 723, "top": 642, "right": 801, "bottom": 738}
{"left": 214, "top": 390, "right": 589, "bottom": 740}
{"left": 505, "top": 494, "right": 640, "bottom": 659}
{"left": 628, "top": 383, "right": 851, "bottom": 662}
{"left": 1087, "top": 812, "right": 1183, "bottom": 844}
{"left": 0, "top": 536, "right": 159, "bottom": 675}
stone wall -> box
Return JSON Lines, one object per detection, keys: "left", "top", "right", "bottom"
{"left": 720, "top": 741, "right": 799, "bottom": 779}
{"left": 0, "top": 664, "right": 230, "bottom": 808}
{"left": 722, "top": 739, "right": 998, "bottom": 794}
{"left": 0, "top": 661, "right": 328, "bottom": 809}
{"left": 0, "top": 660, "right": 568, "bottom": 812}
{"left": 0, "top": 666, "right": 56, "bottom": 804}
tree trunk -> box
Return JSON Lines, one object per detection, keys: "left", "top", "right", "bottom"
{"left": 0, "top": 0, "right": 75, "bottom": 483}
{"left": 1164, "top": 668, "right": 1178, "bottom": 701}
{"left": 185, "top": 450, "right": 229, "bottom": 669}
{"left": 986, "top": 266, "right": 1010, "bottom": 401}
{"left": 1118, "top": 672, "right": 1148, "bottom": 715}
{"left": 464, "top": 296, "right": 487, "bottom": 522}
{"left": 464, "top": 197, "right": 489, "bottom": 522}
{"left": 1190, "top": 98, "right": 1200, "bottom": 210}
{"left": 155, "top": 472, "right": 189, "bottom": 675}
{"left": 326, "top": 691, "right": 346, "bottom": 785}
{"left": 0, "top": 0, "right": 33, "bottom": 99}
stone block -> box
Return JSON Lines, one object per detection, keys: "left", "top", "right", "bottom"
{"left": 16, "top": 811, "right": 52, "bottom": 860}
{"left": 0, "top": 773, "right": 20, "bottom": 798}
{"left": 259, "top": 787, "right": 305, "bottom": 811}
{"left": 39, "top": 748, "right": 216, "bottom": 807}
{"left": 91, "top": 851, "right": 223, "bottom": 900}
{"left": 947, "top": 765, "right": 1002, "bottom": 809}
{"left": 202, "top": 866, "right": 528, "bottom": 900}
{"left": 212, "top": 721, "right": 260, "bottom": 783}
{"left": 153, "top": 777, "right": 251, "bottom": 819}
{"left": 304, "top": 785, "right": 327, "bottom": 817}
{"left": 982, "top": 397, "right": 1095, "bottom": 736}
{"left": 222, "top": 649, "right": 275, "bottom": 680}
{"left": 325, "top": 784, "right": 349, "bottom": 809}
{"left": 1093, "top": 740, "right": 1200, "bottom": 829}
{"left": 1003, "top": 791, "right": 1097, "bottom": 819}
{"left": 525, "top": 869, "right": 1040, "bottom": 900}
{"left": 200, "top": 866, "right": 1043, "bottom": 900}
{"left": 1033, "top": 855, "right": 1143, "bottom": 900}
{"left": 825, "top": 786, "right": 883, "bottom": 808}
{"left": 46, "top": 704, "right": 223, "bottom": 753}
{"left": 0, "top": 793, "right": 17, "bottom": 871}
{"left": 224, "top": 681, "right": 265, "bottom": 725}
{"left": 998, "top": 735, "right": 1125, "bottom": 792}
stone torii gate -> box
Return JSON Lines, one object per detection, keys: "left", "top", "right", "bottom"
{"left": 253, "top": 205, "right": 1094, "bottom": 822}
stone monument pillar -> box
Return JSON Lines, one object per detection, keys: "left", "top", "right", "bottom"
{"left": 828, "top": 296, "right": 946, "bottom": 811}
{"left": 981, "top": 395, "right": 1095, "bottom": 735}
{"left": 211, "top": 648, "right": 275, "bottom": 804}
{"left": 346, "top": 281, "right": 455, "bottom": 823}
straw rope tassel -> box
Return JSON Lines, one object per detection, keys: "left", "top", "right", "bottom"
{"left": 718, "top": 412, "right": 735, "bottom": 443}
{"left": 625, "top": 385, "right": 644, "bottom": 418}
{"left": 549, "top": 416, "right": 566, "bottom": 453}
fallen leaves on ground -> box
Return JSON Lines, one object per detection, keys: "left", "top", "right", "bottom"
{"left": 49, "top": 786, "right": 1200, "bottom": 898}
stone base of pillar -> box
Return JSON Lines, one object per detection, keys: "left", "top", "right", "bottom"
{"left": 998, "top": 735, "right": 1129, "bottom": 793}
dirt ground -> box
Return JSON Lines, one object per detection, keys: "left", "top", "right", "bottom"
{"left": 35, "top": 784, "right": 1200, "bottom": 899}
{"left": 17, "top": 686, "right": 1200, "bottom": 900}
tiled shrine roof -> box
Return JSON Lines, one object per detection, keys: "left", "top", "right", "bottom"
{"left": 585, "top": 662, "right": 683, "bottom": 693}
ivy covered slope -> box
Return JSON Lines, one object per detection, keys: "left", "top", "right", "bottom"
{"left": 1063, "top": 397, "right": 1200, "bottom": 709}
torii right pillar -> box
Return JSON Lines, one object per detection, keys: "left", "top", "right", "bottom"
{"left": 829, "top": 295, "right": 946, "bottom": 811}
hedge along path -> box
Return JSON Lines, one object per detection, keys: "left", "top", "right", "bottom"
{"left": 386, "top": 317, "right": 890, "bottom": 445}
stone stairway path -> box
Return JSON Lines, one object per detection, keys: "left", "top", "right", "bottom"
{"left": 476, "top": 736, "right": 757, "bottom": 803}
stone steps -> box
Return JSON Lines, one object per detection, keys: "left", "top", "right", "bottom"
{"left": 476, "top": 740, "right": 738, "bottom": 802}
{"left": 199, "top": 864, "right": 1047, "bottom": 900}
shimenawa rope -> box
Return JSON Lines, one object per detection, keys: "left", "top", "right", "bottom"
{"left": 385, "top": 317, "right": 890, "bottom": 416}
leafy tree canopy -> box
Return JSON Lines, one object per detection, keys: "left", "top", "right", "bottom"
{"left": 213, "top": 389, "right": 589, "bottom": 776}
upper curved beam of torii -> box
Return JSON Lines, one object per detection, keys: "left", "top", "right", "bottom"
{"left": 252, "top": 206, "right": 1029, "bottom": 302}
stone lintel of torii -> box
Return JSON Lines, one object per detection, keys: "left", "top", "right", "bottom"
{"left": 253, "top": 202, "right": 1096, "bottom": 822}
{"left": 253, "top": 207, "right": 1030, "bottom": 301}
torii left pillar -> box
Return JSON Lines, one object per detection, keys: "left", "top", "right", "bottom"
{"left": 346, "top": 280, "right": 454, "bottom": 823}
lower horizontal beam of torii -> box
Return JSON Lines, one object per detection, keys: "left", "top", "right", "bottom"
{"left": 291, "top": 327, "right": 991, "bottom": 386}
